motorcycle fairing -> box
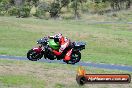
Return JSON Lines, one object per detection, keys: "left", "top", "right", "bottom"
{"left": 48, "top": 39, "right": 60, "bottom": 50}
{"left": 33, "top": 47, "right": 42, "bottom": 53}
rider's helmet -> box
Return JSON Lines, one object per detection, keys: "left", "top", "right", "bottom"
{"left": 54, "top": 33, "right": 62, "bottom": 43}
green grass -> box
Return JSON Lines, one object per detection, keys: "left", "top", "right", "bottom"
{"left": 81, "top": 9, "right": 132, "bottom": 22}
{"left": 0, "top": 16, "right": 132, "bottom": 65}
{"left": 0, "top": 75, "right": 45, "bottom": 88}
{"left": 0, "top": 59, "right": 132, "bottom": 88}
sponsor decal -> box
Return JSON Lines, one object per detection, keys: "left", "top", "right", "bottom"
{"left": 76, "top": 66, "right": 131, "bottom": 85}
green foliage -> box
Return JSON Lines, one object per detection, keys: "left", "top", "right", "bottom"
{"left": 17, "top": 3, "right": 31, "bottom": 17}
{"left": 94, "top": 0, "right": 102, "bottom": 3}
{"left": 26, "top": 0, "right": 39, "bottom": 6}
{"left": 88, "top": 2, "right": 108, "bottom": 14}
{"left": 49, "top": 2, "right": 60, "bottom": 17}
{"left": 70, "top": 0, "right": 87, "bottom": 19}
{"left": 0, "top": 0, "right": 10, "bottom": 4}
{"left": 0, "top": 0, "right": 11, "bottom": 15}
{"left": 0, "top": 0, "right": 32, "bottom": 17}
{"left": 35, "top": 2, "right": 50, "bottom": 19}
{"left": 8, "top": 6, "right": 19, "bottom": 16}
{"left": 0, "top": 3, "right": 5, "bottom": 15}
{"left": 60, "top": 0, "right": 70, "bottom": 7}
{"left": 0, "top": 0, "right": 132, "bottom": 18}
{"left": 49, "top": 0, "right": 70, "bottom": 18}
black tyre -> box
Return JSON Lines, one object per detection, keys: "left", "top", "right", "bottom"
{"left": 76, "top": 75, "right": 86, "bottom": 85}
{"left": 65, "top": 52, "right": 81, "bottom": 64}
{"left": 27, "top": 49, "right": 43, "bottom": 61}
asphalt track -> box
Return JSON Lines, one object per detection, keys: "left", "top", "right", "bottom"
{"left": 0, "top": 55, "right": 132, "bottom": 72}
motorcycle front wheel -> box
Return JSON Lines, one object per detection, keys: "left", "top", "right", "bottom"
{"left": 27, "top": 49, "right": 43, "bottom": 61}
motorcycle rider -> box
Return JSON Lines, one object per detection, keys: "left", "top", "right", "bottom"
{"left": 48, "top": 33, "right": 71, "bottom": 61}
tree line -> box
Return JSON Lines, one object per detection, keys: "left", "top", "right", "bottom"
{"left": 0, "top": 0, "right": 131, "bottom": 19}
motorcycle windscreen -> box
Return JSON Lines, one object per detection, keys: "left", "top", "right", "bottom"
{"left": 49, "top": 39, "right": 60, "bottom": 50}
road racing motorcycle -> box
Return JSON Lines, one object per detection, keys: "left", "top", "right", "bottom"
{"left": 27, "top": 37, "right": 86, "bottom": 64}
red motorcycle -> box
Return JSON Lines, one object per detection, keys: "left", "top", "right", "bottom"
{"left": 27, "top": 37, "right": 86, "bottom": 64}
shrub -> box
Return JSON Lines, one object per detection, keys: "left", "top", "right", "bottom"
{"left": 8, "top": 6, "right": 18, "bottom": 16}
{"left": 34, "top": 2, "right": 50, "bottom": 19}
{"left": 0, "top": 0, "right": 11, "bottom": 15}
{"left": 49, "top": 2, "right": 60, "bottom": 18}
{"left": 88, "top": 2, "right": 108, "bottom": 15}
{"left": 17, "top": 3, "right": 31, "bottom": 18}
